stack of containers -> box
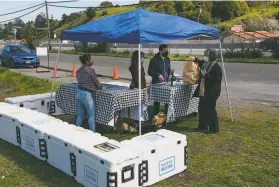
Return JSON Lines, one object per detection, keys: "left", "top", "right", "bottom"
{"left": 18, "top": 111, "right": 68, "bottom": 160}
{"left": 0, "top": 102, "right": 34, "bottom": 146}
{"left": 74, "top": 139, "right": 143, "bottom": 187}
{"left": 5, "top": 92, "right": 64, "bottom": 115}
{"left": 121, "top": 129, "right": 188, "bottom": 186}
{"left": 44, "top": 125, "right": 109, "bottom": 177}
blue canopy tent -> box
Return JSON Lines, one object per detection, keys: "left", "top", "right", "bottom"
{"left": 50, "top": 8, "right": 233, "bottom": 134}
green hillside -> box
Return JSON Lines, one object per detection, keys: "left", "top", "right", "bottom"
{"left": 53, "top": 2, "right": 279, "bottom": 37}
{"left": 54, "top": 6, "right": 137, "bottom": 34}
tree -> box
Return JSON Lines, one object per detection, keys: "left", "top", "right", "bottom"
{"left": 151, "top": 2, "right": 177, "bottom": 15}
{"left": 212, "top": 1, "right": 249, "bottom": 21}
{"left": 115, "top": 4, "right": 120, "bottom": 7}
{"left": 100, "top": 1, "right": 113, "bottom": 7}
{"left": 275, "top": 12, "right": 279, "bottom": 21}
{"left": 35, "top": 12, "right": 47, "bottom": 28}
{"left": 101, "top": 10, "right": 109, "bottom": 16}
{"left": 86, "top": 7, "right": 96, "bottom": 19}
{"left": 22, "top": 22, "right": 38, "bottom": 49}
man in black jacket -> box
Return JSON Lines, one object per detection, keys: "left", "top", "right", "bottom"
{"left": 148, "top": 44, "right": 172, "bottom": 116}
{"left": 193, "top": 49, "right": 222, "bottom": 133}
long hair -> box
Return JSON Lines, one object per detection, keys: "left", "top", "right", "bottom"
{"left": 130, "top": 50, "right": 144, "bottom": 68}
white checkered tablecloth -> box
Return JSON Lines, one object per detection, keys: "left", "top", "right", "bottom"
{"left": 55, "top": 83, "right": 149, "bottom": 125}
{"left": 148, "top": 83, "right": 199, "bottom": 122}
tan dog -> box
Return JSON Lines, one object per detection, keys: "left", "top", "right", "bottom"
{"left": 153, "top": 112, "right": 167, "bottom": 128}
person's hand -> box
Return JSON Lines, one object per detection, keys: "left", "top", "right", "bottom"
{"left": 168, "top": 75, "right": 172, "bottom": 81}
{"left": 159, "top": 75, "right": 164, "bottom": 81}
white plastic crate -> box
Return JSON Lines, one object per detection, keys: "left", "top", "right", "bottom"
{"left": 45, "top": 125, "right": 109, "bottom": 176}
{"left": 5, "top": 93, "right": 64, "bottom": 115}
{"left": 19, "top": 112, "right": 67, "bottom": 160}
{"left": 121, "top": 129, "right": 187, "bottom": 186}
{"left": 75, "top": 139, "right": 142, "bottom": 187}
{"left": 0, "top": 103, "right": 34, "bottom": 146}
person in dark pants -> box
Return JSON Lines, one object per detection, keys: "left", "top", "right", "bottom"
{"left": 148, "top": 44, "right": 172, "bottom": 116}
{"left": 193, "top": 49, "right": 222, "bottom": 133}
{"left": 129, "top": 50, "right": 147, "bottom": 89}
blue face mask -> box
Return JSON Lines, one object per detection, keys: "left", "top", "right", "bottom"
{"left": 141, "top": 58, "right": 144, "bottom": 63}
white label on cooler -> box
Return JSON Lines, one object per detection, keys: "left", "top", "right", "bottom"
{"left": 84, "top": 166, "right": 98, "bottom": 186}
{"left": 142, "top": 134, "right": 165, "bottom": 142}
{"left": 159, "top": 156, "right": 175, "bottom": 176}
{"left": 94, "top": 142, "right": 119, "bottom": 153}
{"left": 25, "top": 136, "right": 35, "bottom": 152}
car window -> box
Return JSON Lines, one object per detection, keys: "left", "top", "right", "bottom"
{"left": 10, "top": 46, "right": 32, "bottom": 53}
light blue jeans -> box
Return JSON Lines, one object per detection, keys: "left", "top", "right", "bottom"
{"left": 76, "top": 89, "right": 96, "bottom": 132}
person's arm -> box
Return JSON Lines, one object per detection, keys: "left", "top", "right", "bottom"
{"left": 205, "top": 64, "right": 222, "bottom": 97}
{"left": 89, "top": 68, "right": 103, "bottom": 89}
{"left": 167, "top": 58, "right": 172, "bottom": 81}
{"left": 194, "top": 57, "right": 205, "bottom": 67}
{"left": 148, "top": 58, "right": 160, "bottom": 78}
{"left": 131, "top": 66, "right": 139, "bottom": 87}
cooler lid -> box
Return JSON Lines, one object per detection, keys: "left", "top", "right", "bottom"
{"left": 19, "top": 112, "right": 64, "bottom": 132}
{"left": 79, "top": 139, "right": 141, "bottom": 167}
{"left": 46, "top": 125, "right": 108, "bottom": 147}
{"left": 131, "top": 131, "right": 184, "bottom": 147}
{"left": 4, "top": 92, "right": 56, "bottom": 103}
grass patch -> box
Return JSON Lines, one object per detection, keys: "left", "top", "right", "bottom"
{"left": 0, "top": 68, "right": 278, "bottom": 186}
{"left": 50, "top": 49, "right": 279, "bottom": 64}
{"left": 0, "top": 67, "right": 60, "bottom": 101}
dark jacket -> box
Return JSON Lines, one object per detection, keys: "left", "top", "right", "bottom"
{"left": 193, "top": 59, "right": 223, "bottom": 99}
{"left": 129, "top": 65, "right": 147, "bottom": 89}
{"left": 148, "top": 53, "right": 171, "bottom": 84}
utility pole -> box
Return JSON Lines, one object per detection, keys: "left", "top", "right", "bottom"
{"left": 12, "top": 27, "right": 17, "bottom": 40}
{"left": 45, "top": 0, "right": 51, "bottom": 69}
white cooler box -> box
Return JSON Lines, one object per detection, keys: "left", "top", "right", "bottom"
{"left": 45, "top": 125, "right": 108, "bottom": 177}
{"left": 75, "top": 139, "right": 142, "bottom": 187}
{"left": 18, "top": 112, "right": 67, "bottom": 160}
{"left": 121, "top": 129, "right": 187, "bottom": 186}
{"left": 5, "top": 93, "right": 64, "bottom": 115}
{"left": 0, "top": 102, "right": 34, "bottom": 146}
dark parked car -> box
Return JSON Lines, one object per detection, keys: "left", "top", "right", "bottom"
{"left": 0, "top": 44, "right": 40, "bottom": 68}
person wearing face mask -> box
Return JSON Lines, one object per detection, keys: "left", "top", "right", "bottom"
{"left": 76, "top": 54, "right": 103, "bottom": 132}
{"left": 148, "top": 44, "right": 172, "bottom": 116}
{"left": 193, "top": 49, "right": 223, "bottom": 133}
{"left": 129, "top": 50, "right": 147, "bottom": 89}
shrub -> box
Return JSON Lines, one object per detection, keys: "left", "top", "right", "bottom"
{"left": 86, "top": 7, "right": 96, "bottom": 18}
{"left": 223, "top": 48, "right": 263, "bottom": 58}
{"left": 101, "top": 10, "right": 109, "bottom": 16}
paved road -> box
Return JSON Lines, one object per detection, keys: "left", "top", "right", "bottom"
{"left": 38, "top": 53, "right": 279, "bottom": 103}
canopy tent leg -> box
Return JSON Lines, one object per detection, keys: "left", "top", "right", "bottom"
{"left": 48, "top": 40, "right": 62, "bottom": 115}
{"left": 219, "top": 40, "right": 233, "bottom": 122}
{"left": 138, "top": 44, "right": 142, "bottom": 135}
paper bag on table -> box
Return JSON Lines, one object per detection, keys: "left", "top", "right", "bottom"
{"left": 182, "top": 61, "right": 199, "bottom": 85}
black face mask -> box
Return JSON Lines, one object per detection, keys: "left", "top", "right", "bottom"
{"left": 162, "top": 51, "right": 168, "bottom": 57}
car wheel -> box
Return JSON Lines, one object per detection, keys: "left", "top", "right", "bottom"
{"left": 33, "top": 65, "right": 39, "bottom": 68}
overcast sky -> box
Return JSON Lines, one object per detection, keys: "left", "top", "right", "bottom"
{"left": 0, "top": 0, "right": 139, "bottom": 24}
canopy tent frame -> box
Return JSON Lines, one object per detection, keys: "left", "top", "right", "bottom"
{"left": 48, "top": 8, "right": 233, "bottom": 136}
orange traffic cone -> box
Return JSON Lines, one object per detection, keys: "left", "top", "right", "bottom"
{"left": 53, "top": 64, "right": 60, "bottom": 78}
{"left": 112, "top": 65, "right": 119, "bottom": 80}
{"left": 72, "top": 64, "right": 76, "bottom": 77}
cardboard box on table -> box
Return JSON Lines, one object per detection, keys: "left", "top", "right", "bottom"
{"left": 44, "top": 125, "right": 108, "bottom": 177}
{"left": 74, "top": 139, "right": 142, "bottom": 187}
{"left": 121, "top": 129, "right": 188, "bottom": 186}
{"left": 0, "top": 102, "right": 34, "bottom": 146}
{"left": 5, "top": 93, "right": 64, "bottom": 116}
